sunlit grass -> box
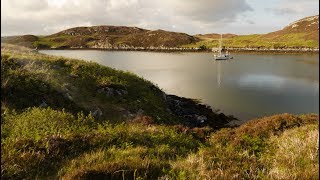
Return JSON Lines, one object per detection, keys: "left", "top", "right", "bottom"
{"left": 184, "top": 33, "right": 319, "bottom": 49}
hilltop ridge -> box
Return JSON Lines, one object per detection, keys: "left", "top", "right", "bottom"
{"left": 263, "top": 15, "right": 319, "bottom": 41}
{"left": 1, "top": 15, "right": 319, "bottom": 50}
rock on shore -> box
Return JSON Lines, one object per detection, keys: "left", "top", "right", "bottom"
{"left": 165, "top": 94, "right": 237, "bottom": 128}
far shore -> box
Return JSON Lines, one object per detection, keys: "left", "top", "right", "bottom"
{"left": 38, "top": 46, "right": 319, "bottom": 54}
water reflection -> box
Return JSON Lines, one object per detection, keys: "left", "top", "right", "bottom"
{"left": 238, "top": 74, "right": 286, "bottom": 89}
{"left": 217, "top": 61, "right": 221, "bottom": 88}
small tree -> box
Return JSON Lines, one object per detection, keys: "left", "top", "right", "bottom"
{"left": 199, "top": 45, "right": 207, "bottom": 50}
{"left": 32, "top": 41, "right": 49, "bottom": 48}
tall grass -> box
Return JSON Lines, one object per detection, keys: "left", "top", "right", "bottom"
{"left": 169, "top": 114, "right": 319, "bottom": 179}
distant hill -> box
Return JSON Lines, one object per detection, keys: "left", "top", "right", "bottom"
{"left": 263, "top": 15, "right": 319, "bottom": 41}
{"left": 1, "top": 35, "right": 38, "bottom": 48}
{"left": 51, "top": 26, "right": 148, "bottom": 37}
{"left": 1, "top": 15, "right": 319, "bottom": 50}
{"left": 2, "top": 26, "right": 199, "bottom": 49}
{"left": 186, "top": 15, "right": 319, "bottom": 49}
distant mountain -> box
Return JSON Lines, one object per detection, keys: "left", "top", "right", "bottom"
{"left": 1, "top": 15, "right": 319, "bottom": 50}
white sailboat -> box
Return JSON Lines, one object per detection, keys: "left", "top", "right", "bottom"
{"left": 213, "top": 34, "right": 233, "bottom": 60}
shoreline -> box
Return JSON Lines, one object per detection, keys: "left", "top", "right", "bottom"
{"left": 38, "top": 47, "right": 319, "bottom": 54}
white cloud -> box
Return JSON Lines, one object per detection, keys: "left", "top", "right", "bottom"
{"left": 1, "top": 0, "right": 253, "bottom": 36}
{"left": 266, "top": 0, "right": 318, "bottom": 17}
{"left": 1, "top": 0, "right": 318, "bottom": 36}
{"left": 163, "top": 0, "right": 252, "bottom": 23}
{"left": 265, "top": 7, "right": 297, "bottom": 15}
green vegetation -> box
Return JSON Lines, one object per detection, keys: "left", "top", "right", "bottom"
{"left": 1, "top": 43, "right": 175, "bottom": 123}
{"left": 170, "top": 114, "right": 319, "bottom": 179}
{"left": 15, "top": 32, "right": 320, "bottom": 50}
{"left": 184, "top": 33, "right": 319, "bottom": 49}
{"left": 1, "top": 44, "right": 319, "bottom": 179}
{"left": 32, "top": 35, "right": 96, "bottom": 48}
{"left": 2, "top": 107, "right": 201, "bottom": 179}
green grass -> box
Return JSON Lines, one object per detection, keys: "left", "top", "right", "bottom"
{"left": 2, "top": 109, "right": 318, "bottom": 179}
{"left": 1, "top": 43, "right": 176, "bottom": 123}
{"left": 1, "top": 107, "right": 202, "bottom": 179}
{"left": 261, "top": 124, "right": 319, "bottom": 179}
{"left": 184, "top": 33, "right": 319, "bottom": 49}
{"left": 32, "top": 36, "right": 70, "bottom": 48}
{"left": 32, "top": 35, "right": 98, "bottom": 48}
{"left": 169, "top": 113, "right": 319, "bottom": 179}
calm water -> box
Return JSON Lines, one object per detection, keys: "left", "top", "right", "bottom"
{"left": 41, "top": 50, "right": 319, "bottom": 122}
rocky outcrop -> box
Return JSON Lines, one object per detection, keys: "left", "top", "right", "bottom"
{"left": 97, "top": 86, "right": 128, "bottom": 97}
{"left": 165, "top": 95, "right": 237, "bottom": 128}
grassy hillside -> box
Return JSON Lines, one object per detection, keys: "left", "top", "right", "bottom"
{"left": 1, "top": 35, "right": 39, "bottom": 48}
{"left": 1, "top": 44, "right": 175, "bottom": 123}
{"left": 1, "top": 44, "right": 319, "bottom": 179}
{"left": 2, "top": 26, "right": 199, "bottom": 49}
{"left": 185, "top": 15, "right": 319, "bottom": 49}
{"left": 185, "top": 33, "right": 318, "bottom": 49}
{"left": 1, "top": 44, "right": 234, "bottom": 127}
{"left": 2, "top": 109, "right": 318, "bottom": 179}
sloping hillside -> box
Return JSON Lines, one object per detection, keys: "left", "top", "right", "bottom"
{"left": 117, "top": 30, "right": 198, "bottom": 47}
{"left": 2, "top": 26, "right": 199, "bottom": 49}
{"left": 51, "top": 26, "right": 148, "bottom": 37}
{"left": 1, "top": 35, "right": 38, "bottom": 48}
{"left": 263, "top": 15, "right": 319, "bottom": 41}
{"left": 185, "top": 15, "right": 319, "bottom": 49}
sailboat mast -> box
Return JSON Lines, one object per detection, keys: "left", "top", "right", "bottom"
{"left": 219, "top": 34, "right": 222, "bottom": 56}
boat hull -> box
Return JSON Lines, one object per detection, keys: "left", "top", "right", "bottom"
{"left": 214, "top": 57, "right": 229, "bottom": 60}
{"left": 214, "top": 55, "right": 232, "bottom": 60}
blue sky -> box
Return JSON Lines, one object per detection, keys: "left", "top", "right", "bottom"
{"left": 1, "top": 0, "right": 319, "bottom": 36}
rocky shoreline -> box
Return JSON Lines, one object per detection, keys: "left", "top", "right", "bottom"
{"left": 93, "top": 84, "right": 237, "bottom": 129}
{"left": 165, "top": 94, "right": 238, "bottom": 128}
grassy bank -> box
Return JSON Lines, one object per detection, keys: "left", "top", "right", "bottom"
{"left": 2, "top": 108, "right": 318, "bottom": 179}
{"left": 184, "top": 33, "right": 319, "bottom": 49}
{"left": 1, "top": 44, "right": 318, "bottom": 179}
{"left": 1, "top": 43, "right": 177, "bottom": 124}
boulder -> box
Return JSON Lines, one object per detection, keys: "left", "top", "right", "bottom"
{"left": 136, "top": 109, "right": 144, "bottom": 117}
{"left": 105, "top": 87, "right": 115, "bottom": 96}
{"left": 90, "top": 107, "right": 103, "bottom": 119}
{"left": 64, "top": 93, "right": 73, "bottom": 101}
{"left": 39, "top": 101, "right": 48, "bottom": 108}
{"left": 97, "top": 87, "right": 128, "bottom": 97}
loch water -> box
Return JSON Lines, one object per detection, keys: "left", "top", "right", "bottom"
{"left": 41, "top": 50, "right": 319, "bottom": 122}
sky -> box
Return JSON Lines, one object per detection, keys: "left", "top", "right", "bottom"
{"left": 1, "top": 0, "right": 319, "bottom": 36}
